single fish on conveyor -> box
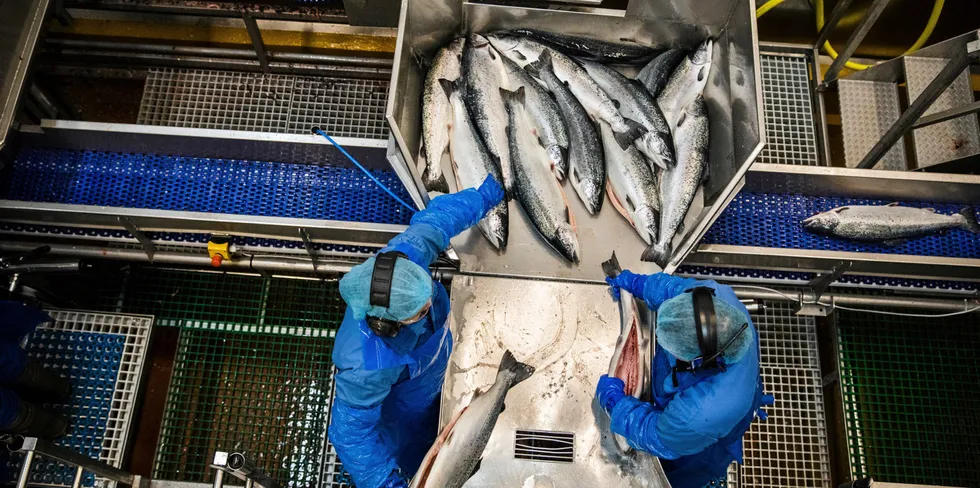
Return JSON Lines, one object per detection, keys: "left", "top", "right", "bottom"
{"left": 599, "top": 120, "right": 660, "bottom": 246}
{"left": 658, "top": 39, "right": 713, "bottom": 131}
{"left": 802, "top": 204, "right": 980, "bottom": 244}
{"left": 488, "top": 34, "right": 644, "bottom": 150}
{"left": 526, "top": 50, "right": 605, "bottom": 215}
{"left": 463, "top": 34, "right": 516, "bottom": 197}
{"left": 499, "top": 54, "right": 570, "bottom": 179}
{"left": 421, "top": 38, "right": 465, "bottom": 193}
{"left": 410, "top": 350, "right": 535, "bottom": 488}
{"left": 636, "top": 48, "right": 686, "bottom": 99}
{"left": 601, "top": 251, "right": 654, "bottom": 453}
{"left": 500, "top": 87, "right": 581, "bottom": 263}
{"left": 643, "top": 95, "right": 710, "bottom": 267}
{"left": 439, "top": 79, "right": 509, "bottom": 250}
{"left": 507, "top": 28, "right": 659, "bottom": 65}
{"left": 580, "top": 58, "right": 675, "bottom": 170}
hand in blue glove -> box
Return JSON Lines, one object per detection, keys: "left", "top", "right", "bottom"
{"left": 476, "top": 175, "right": 505, "bottom": 208}
{"left": 596, "top": 374, "right": 627, "bottom": 414}
{"left": 605, "top": 270, "right": 648, "bottom": 301}
{"left": 381, "top": 470, "right": 409, "bottom": 488}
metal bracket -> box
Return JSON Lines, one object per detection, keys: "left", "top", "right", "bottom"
{"left": 210, "top": 451, "right": 279, "bottom": 488}
{"left": 819, "top": 0, "right": 893, "bottom": 89}
{"left": 813, "top": 0, "right": 854, "bottom": 52}
{"left": 3, "top": 435, "right": 139, "bottom": 488}
{"left": 241, "top": 11, "right": 270, "bottom": 73}
{"left": 796, "top": 261, "right": 851, "bottom": 317}
{"left": 298, "top": 228, "right": 319, "bottom": 272}
{"left": 118, "top": 217, "right": 156, "bottom": 262}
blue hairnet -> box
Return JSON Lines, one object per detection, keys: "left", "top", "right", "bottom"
{"left": 657, "top": 293, "right": 753, "bottom": 363}
{"left": 339, "top": 256, "right": 433, "bottom": 322}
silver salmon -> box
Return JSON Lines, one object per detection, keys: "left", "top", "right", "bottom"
{"left": 802, "top": 204, "right": 980, "bottom": 243}
{"left": 501, "top": 86, "right": 581, "bottom": 263}
{"left": 599, "top": 120, "right": 660, "bottom": 246}
{"left": 658, "top": 39, "right": 713, "bottom": 132}
{"left": 526, "top": 50, "right": 605, "bottom": 215}
{"left": 508, "top": 28, "right": 659, "bottom": 64}
{"left": 410, "top": 350, "right": 534, "bottom": 488}
{"left": 636, "top": 48, "right": 685, "bottom": 99}
{"left": 440, "top": 78, "right": 509, "bottom": 250}
{"left": 463, "top": 35, "right": 516, "bottom": 197}
{"left": 421, "top": 38, "right": 465, "bottom": 193}
{"left": 643, "top": 95, "right": 710, "bottom": 267}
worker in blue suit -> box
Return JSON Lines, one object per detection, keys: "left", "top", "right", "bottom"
{"left": 597, "top": 272, "right": 774, "bottom": 488}
{"left": 328, "top": 175, "right": 504, "bottom": 488}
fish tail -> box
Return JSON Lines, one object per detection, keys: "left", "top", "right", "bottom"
{"left": 499, "top": 350, "right": 535, "bottom": 386}
{"left": 601, "top": 251, "right": 622, "bottom": 279}
{"left": 423, "top": 169, "right": 450, "bottom": 194}
{"left": 524, "top": 49, "right": 553, "bottom": 78}
{"left": 641, "top": 242, "right": 670, "bottom": 267}
{"left": 613, "top": 119, "right": 646, "bottom": 150}
{"left": 959, "top": 206, "right": 980, "bottom": 234}
{"left": 498, "top": 86, "right": 526, "bottom": 109}
{"left": 438, "top": 77, "right": 458, "bottom": 97}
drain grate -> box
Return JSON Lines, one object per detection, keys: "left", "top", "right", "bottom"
{"left": 514, "top": 430, "right": 575, "bottom": 463}
{"left": 138, "top": 68, "right": 390, "bottom": 139}
{"left": 758, "top": 52, "right": 819, "bottom": 166}
{"left": 837, "top": 307, "right": 980, "bottom": 486}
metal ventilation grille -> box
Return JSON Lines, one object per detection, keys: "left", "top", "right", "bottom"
{"left": 737, "top": 300, "right": 832, "bottom": 488}
{"left": 758, "top": 52, "right": 819, "bottom": 165}
{"left": 514, "top": 429, "right": 575, "bottom": 463}
{"left": 138, "top": 68, "right": 390, "bottom": 139}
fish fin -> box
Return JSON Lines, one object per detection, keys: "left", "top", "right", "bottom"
{"left": 923, "top": 207, "right": 936, "bottom": 213}
{"left": 423, "top": 170, "right": 450, "bottom": 194}
{"left": 881, "top": 239, "right": 908, "bottom": 247}
{"left": 613, "top": 119, "right": 646, "bottom": 150}
{"left": 886, "top": 202, "right": 900, "bottom": 207}
{"left": 438, "top": 77, "right": 458, "bottom": 98}
{"left": 959, "top": 206, "right": 980, "bottom": 233}
{"left": 498, "top": 86, "right": 526, "bottom": 109}
{"left": 700, "top": 160, "right": 710, "bottom": 186}
{"left": 498, "top": 349, "right": 535, "bottom": 386}
{"left": 601, "top": 251, "right": 622, "bottom": 279}
{"left": 641, "top": 243, "right": 670, "bottom": 267}
{"left": 833, "top": 206, "right": 849, "bottom": 214}
{"left": 524, "top": 49, "right": 553, "bottom": 78}
{"left": 418, "top": 146, "right": 429, "bottom": 174}
{"left": 468, "top": 458, "right": 483, "bottom": 481}
{"left": 606, "top": 180, "right": 635, "bottom": 227}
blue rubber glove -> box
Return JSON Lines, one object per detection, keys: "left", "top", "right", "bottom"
{"left": 476, "top": 175, "right": 505, "bottom": 208}
{"left": 605, "top": 270, "right": 649, "bottom": 302}
{"left": 596, "top": 375, "right": 627, "bottom": 414}
{"left": 381, "top": 470, "right": 409, "bottom": 488}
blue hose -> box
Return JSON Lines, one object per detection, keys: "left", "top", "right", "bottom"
{"left": 311, "top": 127, "right": 418, "bottom": 213}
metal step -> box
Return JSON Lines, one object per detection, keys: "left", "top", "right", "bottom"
{"left": 838, "top": 79, "right": 906, "bottom": 170}
{"left": 903, "top": 56, "right": 980, "bottom": 168}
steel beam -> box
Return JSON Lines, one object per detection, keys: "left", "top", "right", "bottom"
{"left": 820, "top": 0, "right": 893, "bottom": 88}
{"left": 912, "top": 100, "right": 980, "bottom": 129}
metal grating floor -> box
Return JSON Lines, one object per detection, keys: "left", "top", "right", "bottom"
{"left": 99, "top": 267, "right": 346, "bottom": 487}
{"left": 3, "top": 311, "right": 152, "bottom": 487}
{"left": 758, "top": 52, "right": 819, "bottom": 165}
{"left": 739, "top": 301, "right": 831, "bottom": 488}
{"left": 837, "top": 308, "right": 980, "bottom": 486}
{"left": 138, "top": 69, "right": 390, "bottom": 139}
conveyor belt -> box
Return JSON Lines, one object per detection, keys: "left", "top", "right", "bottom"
{"left": 704, "top": 193, "right": 980, "bottom": 258}
{"left": 1, "top": 148, "right": 413, "bottom": 225}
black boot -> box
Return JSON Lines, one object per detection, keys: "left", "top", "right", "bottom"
{"left": 3, "top": 400, "right": 68, "bottom": 439}
{"left": 11, "top": 359, "right": 70, "bottom": 402}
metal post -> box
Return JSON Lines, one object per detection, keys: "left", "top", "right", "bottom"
{"left": 813, "top": 0, "right": 856, "bottom": 49}
{"left": 15, "top": 450, "right": 34, "bottom": 488}
{"left": 241, "top": 11, "right": 270, "bottom": 73}
{"left": 857, "top": 42, "right": 980, "bottom": 169}
{"left": 71, "top": 466, "right": 85, "bottom": 488}
{"left": 212, "top": 470, "right": 225, "bottom": 488}
{"left": 912, "top": 100, "right": 980, "bottom": 129}
{"left": 11, "top": 437, "right": 136, "bottom": 485}
{"left": 819, "top": 0, "right": 893, "bottom": 89}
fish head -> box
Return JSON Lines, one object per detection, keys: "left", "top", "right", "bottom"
{"left": 633, "top": 205, "right": 659, "bottom": 245}
{"left": 642, "top": 132, "right": 675, "bottom": 169}
{"left": 546, "top": 145, "right": 566, "bottom": 179}
{"left": 570, "top": 167, "right": 604, "bottom": 215}
{"left": 481, "top": 204, "right": 510, "bottom": 250}
{"left": 802, "top": 208, "right": 843, "bottom": 234}
{"left": 691, "top": 39, "right": 714, "bottom": 66}
{"left": 468, "top": 33, "right": 491, "bottom": 48}
{"left": 486, "top": 33, "right": 519, "bottom": 54}
{"left": 549, "top": 225, "right": 580, "bottom": 264}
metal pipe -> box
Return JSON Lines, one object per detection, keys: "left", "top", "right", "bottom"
{"left": 912, "top": 100, "right": 980, "bottom": 129}
{"left": 15, "top": 450, "right": 34, "bottom": 488}
{"left": 733, "top": 288, "right": 979, "bottom": 313}
{"left": 11, "top": 437, "right": 135, "bottom": 485}
{"left": 212, "top": 470, "right": 225, "bottom": 488}
{"left": 0, "top": 261, "right": 84, "bottom": 275}
{"left": 0, "top": 241, "right": 354, "bottom": 275}
{"left": 45, "top": 38, "right": 394, "bottom": 68}
{"left": 71, "top": 466, "right": 84, "bottom": 488}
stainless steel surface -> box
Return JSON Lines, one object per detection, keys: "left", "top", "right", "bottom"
{"left": 819, "top": 0, "right": 892, "bottom": 87}
{"left": 444, "top": 275, "right": 670, "bottom": 487}
{"left": 138, "top": 68, "right": 391, "bottom": 139}
{"left": 241, "top": 11, "right": 270, "bottom": 73}
{"left": 687, "top": 244, "right": 980, "bottom": 281}
{"left": 625, "top": 0, "right": 739, "bottom": 34}
{"left": 387, "top": 0, "right": 765, "bottom": 281}
{"left": 758, "top": 51, "right": 819, "bottom": 165}
{"left": 19, "top": 120, "right": 389, "bottom": 169}
{"left": 838, "top": 80, "right": 906, "bottom": 170}
{"left": 13, "top": 436, "right": 137, "bottom": 485}
{"left": 0, "top": 201, "right": 406, "bottom": 248}
{"left": 343, "top": 0, "right": 404, "bottom": 27}
{"left": 0, "top": 241, "right": 359, "bottom": 275}
{"left": 904, "top": 56, "right": 980, "bottom": 168}
{"left": 740, "top": 301, "right": 831, "bottom": 488}
{"left": 0, "top": 0, "right": 51, "bottom": 152}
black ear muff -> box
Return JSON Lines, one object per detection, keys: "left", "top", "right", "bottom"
{"left": 692, "top": 287, "right": 718, "bottom": 363}
{"left": 367, "top": 251, "right": 408, "bottom": 337}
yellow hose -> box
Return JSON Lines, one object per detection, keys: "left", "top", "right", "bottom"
{"left": 758, "top": 0, "right": 945, "bottom": 72}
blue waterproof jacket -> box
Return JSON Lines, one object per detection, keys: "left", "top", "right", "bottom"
{"left": 610, "top": 274, "right": 773, "bottom": 488}
{"left": 327, "top": 188, "right": 496, "bottom": 488}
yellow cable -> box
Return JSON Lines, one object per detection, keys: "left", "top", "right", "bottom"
{"left": 756, "top": 0, "right": 786, "bottom": 18}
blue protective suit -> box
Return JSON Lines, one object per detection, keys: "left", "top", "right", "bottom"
{"left": 610, "top": 274, "right": 773, "bottom": 488}
{"left": 328, "top": 187, "right": 498, "bottom": 488}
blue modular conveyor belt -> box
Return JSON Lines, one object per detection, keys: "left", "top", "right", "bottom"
{"left": 703, "top": 192, "right": 980, "bottom": 259}
{"left": 0, "top": 149, "right": 414, "bottom": 226}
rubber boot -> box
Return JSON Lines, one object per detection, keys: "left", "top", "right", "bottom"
{"left": 11, "top": 359, "right": 70, "bottom": 402}
{"left": 2, "top": 400, "right": 68, "bottom": 439}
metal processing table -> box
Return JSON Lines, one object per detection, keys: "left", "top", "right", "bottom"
{"left": 443, "top": 274, "right": 670, "bottom": 488}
